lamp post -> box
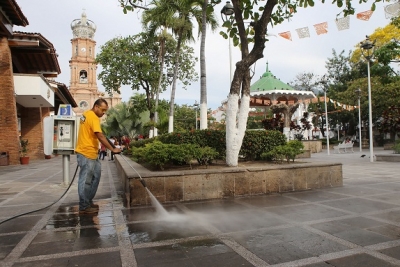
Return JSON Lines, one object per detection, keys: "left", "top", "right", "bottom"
{"left": 360, "top": 36, "right": 375, "bottom": 162}
{"left": 355, "top": 88, "right": 362, "bottom": 152}
{"left": 323, "top": 88, "right": 330, "bottom": 155}
{"left": 221, "top": 1, "right": 234, "bottom": 83}
{"left": 194, "top": 100, "right": 199, "bottom": 130}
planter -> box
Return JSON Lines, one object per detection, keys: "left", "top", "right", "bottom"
{"left": 376, "top": 154, "right": 400, "bottom": 162}
{"left": 20, "top": 156, "right": 29, "bottom": 165}
{"left": 301, "top": 140, "right": 322, "bottom": 153}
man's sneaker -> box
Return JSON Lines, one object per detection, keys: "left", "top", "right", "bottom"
{"left": 79, "top": 207, "right": 98, "bottom": 214}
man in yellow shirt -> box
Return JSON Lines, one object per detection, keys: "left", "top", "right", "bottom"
{"left": 75, "top": 99, "right": 121, "bottom": 214}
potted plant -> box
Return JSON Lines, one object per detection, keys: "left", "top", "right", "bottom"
{"left": 20, "top": 139, "right": 29, "bottom": 165}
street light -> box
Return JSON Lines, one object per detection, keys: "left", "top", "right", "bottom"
{"left": 360, "top": 36, "right": 375, "bottom": 162}
{"left": 320, "top": 75, "right": 330, "bottom": 155}
{"left": 323, "top": 87, "right": 330, "bottom": 155}
{"left": 355, "top": 88, "right": 362, "bottom": 152}
{"left": 221, "top": 1, "right": 234, "bottom": 83}
{"left": 194, "top": 100, "right": 199, "bottom": 130}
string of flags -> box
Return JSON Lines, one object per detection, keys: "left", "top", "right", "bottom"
{"left": 250, "top": 97, "right": 359, "bottom": 111}
{"left": 301, "top": 96, "right": 358, "bottom": 111}
{"left": 277, "top": 2, "right": 399, "bottom": 41}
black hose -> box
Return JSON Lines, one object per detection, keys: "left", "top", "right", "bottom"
{"left": 0, "top": 164, "right": 79, "bottom": 225}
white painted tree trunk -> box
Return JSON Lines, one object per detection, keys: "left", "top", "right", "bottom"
{"left": 283, "top": 127, "right": 290, "bottom": 141}
{"left": 225, "top": 93, "right": 250, "bottom": 166}
{"left": 200, "top": 103, "right": 207, "bottom": 129}
{"left": 168, "top": 116, "right": 173, "bottom": 133}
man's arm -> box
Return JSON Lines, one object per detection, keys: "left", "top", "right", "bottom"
{"left": 95, "top": 132, "right": 121, "bottom": 154}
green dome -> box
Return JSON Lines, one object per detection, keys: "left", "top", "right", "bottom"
{"left": 250, "top": 63, "right": 294, "bottom": 92}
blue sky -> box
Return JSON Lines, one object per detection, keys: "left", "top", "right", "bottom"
{"left": 15, "top": 0, "right": 393, "bottom": 110}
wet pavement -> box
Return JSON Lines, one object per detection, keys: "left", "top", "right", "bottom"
{"left": 0, "top": 148, "right": 400, "bottom": 267}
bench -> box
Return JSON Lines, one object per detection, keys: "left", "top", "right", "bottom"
{"left": 333, "top": 142, "right": 354, "bottom": 153}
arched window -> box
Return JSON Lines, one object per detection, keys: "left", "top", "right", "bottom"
{"left": 79, "top": 70, "right": 88, "bottom": 83}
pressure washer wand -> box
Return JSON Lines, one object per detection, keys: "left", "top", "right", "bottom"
{"left": 106, "top": 138, "right": 147, "bottom": 188}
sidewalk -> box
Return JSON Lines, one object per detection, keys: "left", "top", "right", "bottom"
{"left": 0, "top": 148, "right": 400, "bottom": 267}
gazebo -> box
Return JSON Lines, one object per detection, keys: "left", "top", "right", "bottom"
{"left": 250, "top": 63, "right": 316, "bottom": 139}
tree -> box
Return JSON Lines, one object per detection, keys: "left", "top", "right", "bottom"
{"left": 290, "top": 72, "right": 319, "bottom": 92}
{"left": 121, "top": 0, "right": 381, "bottom": 166}
{"left": 217, "top": 0, "right": 379, "bottom": 166}
{"left": 121, "top": 0, "right": 218, "bottom": 132}
{"left": 96, "top": 32, "right": 197, "bottom": 123}
{"left": 174, "top": 104, "right": 198, "bottom": 131}
{"left": 199, "top": 0, "right": 219, "bottom": 130}
{"left": 144, "top": 0, "right": 202, "bottom": 133}
{"left": 142, "top": 2, "right": 180, "bottom": 137}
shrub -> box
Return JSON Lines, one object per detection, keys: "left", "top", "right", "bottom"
{"left": 394, "top": 140, "right": 400, "bottom": 154}
{"left": 261, "top": 140, "right": 304, "bottom": 163}
{"left": 196, "top": 147, "right": 219, "bottom": 167}
{"left": 131, "top": 140, "right": 218, "bottom": 170}
{"left": 159, "top": 129, "right": 286, "bottom": 161}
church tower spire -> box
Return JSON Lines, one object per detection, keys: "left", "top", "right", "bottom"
{"left": 68, "top": 11, "right": 121, "bottom": 115}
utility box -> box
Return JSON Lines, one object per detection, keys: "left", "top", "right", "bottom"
{"left": 43, "top": 105, "right": 80, "bottom": 156}
{"left": 53, "top": 116, "right": 78, "bottom": 154}
{"left": 0, "top": 152, "right": 9, "bottom": 166}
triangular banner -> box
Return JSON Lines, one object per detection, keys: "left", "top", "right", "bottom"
{"left": 335, "top": 16, "right": 350, "bottom": 31}
{"left": 356, "top": 10, "right": 374, "bottom": 21}
{"left": 278, "top": 31, "right": 292, "bottom": 41}
{"left": 295, "top": 27, "right": 310, "bottom": 39}
{"left": 313, "top": 22, "right": 328, "bottom": 35}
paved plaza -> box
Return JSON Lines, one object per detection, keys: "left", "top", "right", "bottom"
{"left": 0, "top": 147, "right": 400, "bottom": 267}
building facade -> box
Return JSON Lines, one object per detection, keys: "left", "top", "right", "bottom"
{"left": 0, "top": 0, "right": 76, "bottom": 165}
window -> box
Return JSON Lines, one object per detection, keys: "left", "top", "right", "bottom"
{"left": 79, "top": 70, "right": 88, "bottom": 83}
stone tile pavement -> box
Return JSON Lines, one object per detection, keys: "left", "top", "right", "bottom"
{"left": 0, "top": 147, "right": 399, "bottom": 267}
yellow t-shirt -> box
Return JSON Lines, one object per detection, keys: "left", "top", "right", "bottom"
{"left": 75, "top": 110, "right": 102, "bottom": 159}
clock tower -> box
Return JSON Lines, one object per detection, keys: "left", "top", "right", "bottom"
{"left": 69, "top": 11, "right": 121, "bottom": 115}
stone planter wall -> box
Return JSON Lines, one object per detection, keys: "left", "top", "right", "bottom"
{"left": 115, "top": 156, "right": 343, "bottom": 207}
{"left": 301, "top": 140, "right": 322, "bottom": 153}
{"left": 296, "top": 150, "right": 311, "bottom": 159}
{"left": 376, "top": 154, "right": 400, "bottom": 162}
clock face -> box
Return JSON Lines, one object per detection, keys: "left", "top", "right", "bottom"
{"left": 79, "top": 100, "right": 89, "bottom": 111}
{"left": 81, "top": 47, "right": 86, "bottom": 52}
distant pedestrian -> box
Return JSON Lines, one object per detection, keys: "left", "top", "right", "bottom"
{"left": 98, "top": 143, "right": 106, "bottom": 160}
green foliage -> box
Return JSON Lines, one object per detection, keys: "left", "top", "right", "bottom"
{"left": 158, "top": 129, "right": 286, "bottom": 161}
{"left": 96, "top": 33, "right": 197, "bottom": 123}
{"left": 131, "top": 140, "right": 218, "bottom": 170}
{"left": 377, "top": 106, "right": 400, "bottom": 136}
{"left": 20, "top": 139, "right": 29, "bottom": 157}
{"left": 393, "top": 140, "right": 400, "bottom": 154}
{"left": 241, "top": 130, "right": 287, "bottom": 160}
{"left": 197, "top": 147, "right": 219, "bottom": 166}
{"left": 158, "top": 130, "right": 226, "bottom": 158}
{"left": 261, "top": 140, "right": 304, "bottom": 163}
{"left": 102, "top": 101, "right": 148, "bottom": 139}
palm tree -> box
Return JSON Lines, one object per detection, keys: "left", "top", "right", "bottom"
{"left": 144, "top": 0, "right": 218, "bottom": 133}
{"left": 142, "top": 3, "right": 176, "bottom": 136}
{"left": 102, "top": 101, "right": 149, "bottom": 140}
{"left": 197, "top": 0, "right": 218, "bottom": 129}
